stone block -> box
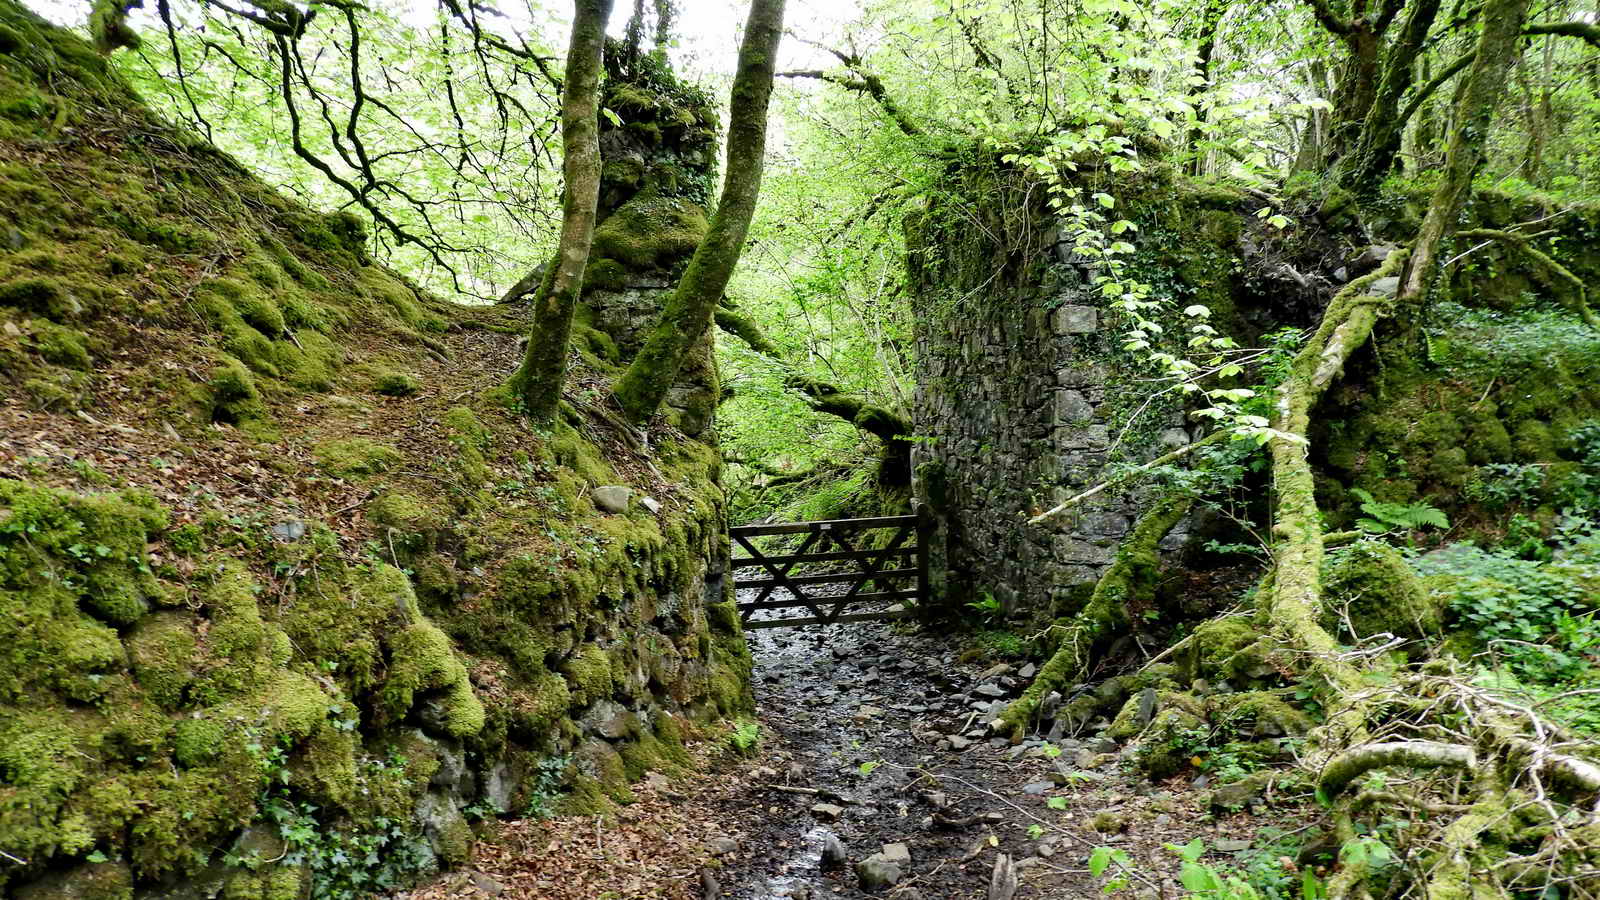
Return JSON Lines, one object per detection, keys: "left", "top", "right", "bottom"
{"left": 1057, "top": 425, "right": 1110, "bottom": 450}
{"left": 1082, "top": 511, "right": 1131, "bottom": 536}
{"left": 1054, "top": 389, "right": 1093, "bottom": 424}
{"left": 1158, "top": 427, "right": 1191, "bottom": 452}
{"left": 1057, "top": 364, "right": 1104, "bottom": 387}
{"left": 1053, "top": 304, "right": 1098, "bottom": 334}
{"left": 1053, "top": 536, "right": 1114, "bottom": 565}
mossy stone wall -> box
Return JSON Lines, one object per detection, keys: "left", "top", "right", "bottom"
{"left": 906, "top": 166, "right": 1244, "bottom": 622}
{"left": 0, "top": 9, "right": 750, "bottom": 898}
{"left": 572, "top": 56, "right": 721, "bottom": 437}
{"left": 907, "top": 161, "right": 1600, "bottom": 625}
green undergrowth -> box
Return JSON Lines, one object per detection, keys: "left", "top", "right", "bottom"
{"left": 1413, "top": 531, "right": 1600, "bottom": 732}
{"left": 1319, "top": 300, "right": 1600, "bottom": 530}
{"left": 0, "top": 6, "right": 749, "bottom": 896}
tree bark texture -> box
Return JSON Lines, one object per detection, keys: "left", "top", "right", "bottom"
{"left": 508, "top": 0, "right": 614, "bottom": 422}
{"left": 613, "top": 0, "right": 787, "bottom": 423}
{"left": 1342, "top": 0, "right": 1443, "bottom": 188}
{"left": 1400, "top": 0, "right": 1534, "bottom": 304}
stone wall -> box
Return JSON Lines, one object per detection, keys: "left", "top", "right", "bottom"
{"left": 0, "top": 14, "right": 749, "bottom": 897}
{"left": 907, "top": 174, "right": 1248, "bottom": 621}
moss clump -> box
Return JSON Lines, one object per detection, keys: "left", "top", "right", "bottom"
{"left": 1323, "top": 540, "right": 1442, "bottom": 641}
{"left": 588, "top": 195, "right": 708, "bottom": 273}
{"left": 171, "top": 717, "right": 226, "bottom": 768}
{"left": 28, "top": 319, "right": 91, "bottom": 369}
{"left": 1217, "top": 692, "right": 1314, "bottom": 738}
{"left": 369, "top": 491, "right": 444, "bottom": 554}
{"left": 1134, "top": 706, "right": 1208, "bottom": 780}
{"left": 583, "top": 257, "right": 630, "bottom": 292}
{"left": 354, "top": 268, "right": 445, "bottom": 334}
{"left": 312, "top": 438, "right": 403, "bottom": 478}
{"left": 382, "top": 619, "right": 486, "bottom": 738}
{"left": 126, "top": 612, "right": 198, "bottom": 709}
{"left": 1182, "top": 617, "right": 1277, "bottom": 687}
{"left": 442, "top": 406, "right": 491, "bottom": 448}
{"left": 209, "top": 355, "right": 266, "bottom": 424}
{"left": 372, "top": 370, "right": 420, "bottom": 396}
{"left": 561, "top": 645, "right": 615, "bottom": 707}
{"left": 618, "top": 715, "right": 691, "bottom": 781}
{"left": 0, "top": 276, "right": 88, "bottom": 321}
{"left": 187, "top": 561, "right": 291, "bottom": 706}
{"left": 0, "top": 481, "right": 167, "bottom": 641}
{"left": 546, "top": 422, "right": 615, "bottom": 486}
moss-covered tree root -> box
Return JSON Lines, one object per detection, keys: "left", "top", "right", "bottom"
{"left": 995, "top": 493, "right": 1193, "bottom": 737}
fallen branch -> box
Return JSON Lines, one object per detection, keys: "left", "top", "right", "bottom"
{"left": 1318, "top": 740, "right": 1477, "bottom": 798}
{"left": 1027, "top": 430, "right": 1225, "bottom": 526}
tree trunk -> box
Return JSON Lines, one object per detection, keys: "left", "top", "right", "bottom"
{"left": 1187, "top": 0, "right": 1228, "bottom": 177}
{"left": 506, "top": 0, "right": 614, "bottom": 422}
{"left": 1400, "top": 0, "right": 1534, "bottom": 304}
{"left": 1326, "top": 26, "right": 1382, "bottom": 162}
{"left": 612, "top": 0, "right": 787, "bottom": 424}
{"left": 1342, "top": 0, "right": 1444, "bottom": 189}
{"left": 1292, "top": 59, "right": 1332, "bottom": 173}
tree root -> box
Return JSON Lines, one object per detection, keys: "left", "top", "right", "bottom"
{"left": 1319, "top": 741, "right": 1476, "bottom": 798}
{"left": 995, "top": 493, "right": 1193, "bottom": 736}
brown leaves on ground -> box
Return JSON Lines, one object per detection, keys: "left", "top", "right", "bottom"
{"left": 401, "top": 745, "right": 761, "bottom": 900}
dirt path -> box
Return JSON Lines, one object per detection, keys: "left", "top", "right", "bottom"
{"left": 708, "top": 615, "right": 1203, "bottom": 899}
{"left": 408, "top": 605, "right": 1302, "bottom": 899}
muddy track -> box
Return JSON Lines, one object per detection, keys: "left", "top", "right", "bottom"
{"left": 708, "top": 601, "right": 1260, "bottom": 899}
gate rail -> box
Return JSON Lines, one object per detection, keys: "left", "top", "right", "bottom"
{"left": 730, "top": 513, "right": 929, "bottom": 629}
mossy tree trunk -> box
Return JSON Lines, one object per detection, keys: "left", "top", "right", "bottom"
{"left": 1340, "top": 0, "right": 1442, "bottom": 190}
{"left": 612, "top": 0, "right": 786, "bottom": 424}
{"left": 1399, "top": 0, "right": 1533, "bottom": 304}
{"left": 506, "top": 0, "right": 613, "bottom": 422}
{"left": 1266, "top": 0, "right": 1530, "bottom": 734}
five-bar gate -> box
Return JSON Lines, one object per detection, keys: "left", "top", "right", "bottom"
{"left": 730, "top": 513, "right": 928, "bottom": 629}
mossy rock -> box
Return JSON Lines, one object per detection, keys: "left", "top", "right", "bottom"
{"left": 588, "top": 195, "right": 708, "bottom": 273}
{"left": 369, "top": 491, "right": 445, "bottom": 553}
{"left": 0, "top": 276, "right": 93, "bottom": 322}
{"left": 1107, "top": 689, "right": 1205, "bottom": 742}
{"left": 1216, "top": 692, "right": 1315, "bottom": 738}
{"left": 1182, "top": 617, "right": 1276, "bottom": 686}
{"left": 382, "top": 619, "right": 486, "bottom": 739}
{"left": 12, "top": 861, "right": 133, "bottom": 900}
{"left": 1323, "top": 540, "right": 1443, "bottom": 641}
{"left": 1133, "top": 706, "right": 1207, "bottom": 780}
{"left": 209, "top": 355, "right": 266, "bottom": 424}
{"left": 372, "top": 370, "right": 421, "bottom": 396}
{"left": 28, "top": 319, "right": 92, "bottom": 369}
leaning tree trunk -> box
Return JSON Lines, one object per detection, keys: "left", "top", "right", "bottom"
{"left": 1400, "top": 0, "right": 1534, "bottom": 304}
{"left": 612, "top": 0, "right": 786, "bottom": 424}
{"left": 507, "top": 0, "right": 613, "bottom": 422}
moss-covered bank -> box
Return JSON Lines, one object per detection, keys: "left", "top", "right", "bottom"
{"left": 0, "top": 5, "right": 749, "bottom": 897}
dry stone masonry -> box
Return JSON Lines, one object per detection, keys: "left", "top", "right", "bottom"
{"left": 905, "top": 183, "right": 1245, "bottom": 622}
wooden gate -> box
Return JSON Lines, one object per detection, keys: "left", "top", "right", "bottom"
{"left": 730, "top": 513, "right": 929, "bottom": 629}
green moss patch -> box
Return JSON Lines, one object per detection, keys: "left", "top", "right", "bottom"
{"left": 312, "top": 438, "right": 403, "bottom": 478}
